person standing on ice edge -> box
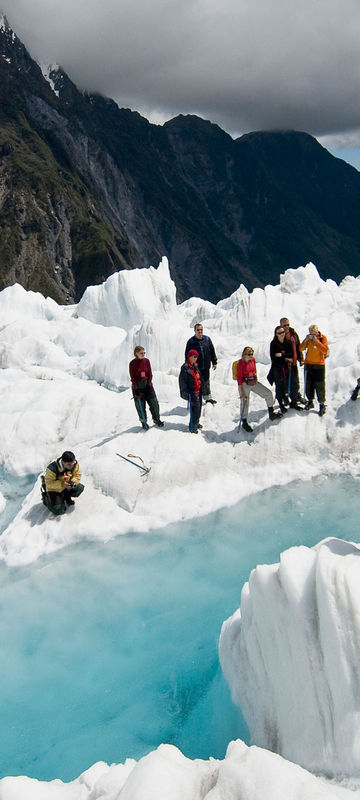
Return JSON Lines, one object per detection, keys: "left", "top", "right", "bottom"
{"left": 269, "top": 326, "right": 294, "bottom": 415}
{"left": 179, "top": 350, "right": 204, "bottom": 433}
{"left": 185, "top": 323, "right": 217, "bottom": 404}
{"left": 44, "top": 451, "right": 84, "bottom": 515}
{"left": 237, "top": 347, "right": 280, "bottom": 432}
{"left": 280, "top": 317, "right": 305, "bottom": 408}
{"left": 129, "top": 345, "right": 164, "bottom": 430}
{"left": 300, "top": 324, "right": 328, "bottom": 416}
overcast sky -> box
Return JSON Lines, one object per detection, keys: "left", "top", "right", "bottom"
{"left": 2, "top": 0, "right": 360, "bottom": 165}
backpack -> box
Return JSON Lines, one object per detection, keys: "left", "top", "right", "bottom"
{"left": 232, "top": 360, "right": 239, "bottom": 380}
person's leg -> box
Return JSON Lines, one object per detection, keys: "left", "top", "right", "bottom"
{"left": 201, "top": 368, "right": 211, "bottom": 401}
{"left": 189, "top": 393, "right": 201, "bottom": 431}
{"left": 144, "top": 385, "right": 162, "bottom": 424}
{"left": 313, "top": 365, "right": 326, "bottom": 404}
{"left": 252, "top": 381, "right": 273, "bottom": 408}
{"left": 64, "top": 483, "right": 84, "bottom": 506}
{"left": 132, "top": 389, "right": 148, "bottom": 428}
{"left": 304, "top": 365, "right": 315, "bottom": 409}
{"left": 47, "top": 491, "right": 66, "bottom": 515}
{"left": 238, "top": 384, "right": 250, "bottom": 418}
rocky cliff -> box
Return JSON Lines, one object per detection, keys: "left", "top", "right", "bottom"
{"left": 1, "top": 14, "right": 360, "bottom": 303}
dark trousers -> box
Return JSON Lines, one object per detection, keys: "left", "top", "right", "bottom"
{"left": 200, "top": 367, "right": 211, "bottom": 399}
{"left": 47, "top": 483, "right": 84, "bottom": 515}
{"left": 288, "top": 365, "right": 301, "bottom": 402}
{"left": 305, "top": 364, "right": 326, "bottom": 403}
{"left": 274, "top": 368, "right": 289, "bottom": 406}
{"left": 133, "top": 385, "right": 160, "bottom": 425}
{"left": 189, "top": 392, "right": 202, "bottom": 431}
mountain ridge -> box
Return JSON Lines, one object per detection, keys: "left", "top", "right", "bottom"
{"left": 1, "top": 14, "right": 360, "bottom": 303}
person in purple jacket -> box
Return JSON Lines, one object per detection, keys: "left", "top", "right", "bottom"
{"left": 129, "top": 345, "right": 164, "bottom": 430}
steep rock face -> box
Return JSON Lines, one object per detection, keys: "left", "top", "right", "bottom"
{"left": 1, "top": 14, "right": 360, "bottom": 303}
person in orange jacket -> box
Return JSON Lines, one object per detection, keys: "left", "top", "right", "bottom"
{"left": 300, "top": 324, "right": 328, "bottom": 416}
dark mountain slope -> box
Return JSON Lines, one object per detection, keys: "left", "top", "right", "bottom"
{"left": 1, "top": 15, "right": 359, "bottom": 303}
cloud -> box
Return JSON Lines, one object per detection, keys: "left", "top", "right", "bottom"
{"left": 3, "top": 0, "right": 360, "bottom": 139}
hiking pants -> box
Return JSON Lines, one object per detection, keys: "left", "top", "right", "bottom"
{"left": 133, "top": 385, "right": 160, "bottom": 425}
{"left": 288, "top": 365, "right": 301, "bottom": 403}
{"left": 200, "top": 367, "right": 211, "bottom": 400}
{"left": 305, "top": 364, "right": 326, "bottom": 404}
{"left": 47, "top": 483, "right": 84, "bottom": 515}
{"left": 239, "top": 380, "right": 274, "bottom": 419}
{"left": 189, "top": 392, "right": 202, "bottom": 431}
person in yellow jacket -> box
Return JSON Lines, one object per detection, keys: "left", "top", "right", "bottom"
{"left": 300, "top": 324, "right": 328, "bottom": 416}
{"left": 44, "top": 450, "right": 84, "bottom": 515}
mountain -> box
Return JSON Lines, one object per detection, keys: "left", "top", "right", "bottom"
{"left": 1, "top": 13, "right": 360, "bottom": 303}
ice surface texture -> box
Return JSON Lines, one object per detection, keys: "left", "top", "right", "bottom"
{"left": 1, "top": 258, "right": 360, "bottom": 566}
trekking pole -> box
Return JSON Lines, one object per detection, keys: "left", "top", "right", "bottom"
{"left": 136, "top": 396, "right": 149, "bottom": 430}
{"left": 237, "top": 398, "right": 245, "bottom": 432}
{"left": 116, "top": 453, "right": 151, "bottom": 475}
{"left": 287, "top": 368, "right": 291, "bottom": 397}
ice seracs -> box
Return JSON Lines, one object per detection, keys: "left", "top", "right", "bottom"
{"left": 219, "top": 537, "right": 360, "bottom": 779}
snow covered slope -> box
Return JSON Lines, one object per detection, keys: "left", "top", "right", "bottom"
{"left": 1, "top": 258, "right": 360, "bottom": 565}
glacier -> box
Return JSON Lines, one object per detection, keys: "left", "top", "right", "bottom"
{"left": 1, "top": 258, "right": 360, "bottom": 797}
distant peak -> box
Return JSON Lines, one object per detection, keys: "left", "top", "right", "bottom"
{"left": 0, "top": 12, "right": 10, "bottom": 31}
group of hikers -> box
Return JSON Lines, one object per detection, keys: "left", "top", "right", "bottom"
{"left": 129, "top": 317, "right": 330, "bottom": 434}
{"left": 43, "top": 315, "right": 360, "bottom": 515}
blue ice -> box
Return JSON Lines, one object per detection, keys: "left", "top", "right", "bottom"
{"left": 0, "top": 475, "right": 359, "bottom": 781}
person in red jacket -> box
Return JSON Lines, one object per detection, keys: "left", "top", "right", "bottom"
{"left": 179, "top": 349, "right": 204, "bottom": 433}
{"left": 237, "top": 346, "right": 280, "bottom": 432}
{"left": 129, "top": 346, "right": 164, "bottom": 430}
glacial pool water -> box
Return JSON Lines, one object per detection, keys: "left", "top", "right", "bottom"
{"left": 0, "top": 473, "right": 359, "bottom": 782}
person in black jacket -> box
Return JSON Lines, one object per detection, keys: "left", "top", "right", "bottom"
{"left": 179, "top": 350, "right": 204, "bottom": 433}
{"left": 269, "top": 326, "right": 294, "bottom": 415}
{"left": 185, "top": 323, "right": 217, "bottom": 404}
{"left": 280, "top": 317, "right": 305, "bottom": 408}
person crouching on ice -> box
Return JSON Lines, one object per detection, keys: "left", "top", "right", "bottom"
{"left": 129, "top": 345, "right": 164, "bottom": 430}
{"left": 45, "top": 451, "right": 84, "bottom": 515}
{"left": 179, "top": 349, "right": 204, "bottom": 433}
{"left": 237, "top": 347, "right": 280, "bottom": 433}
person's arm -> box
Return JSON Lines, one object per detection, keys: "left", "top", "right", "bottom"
{"left": 210, "top": 338, "right": 217, "bottom": 368}
{"left": 70, "top": 463, "right": 81, "bottom": 485}
{"left": 129, "top": 359, "right": 139, "bottom": 390}
{"left": 317, "top": 334, "right": 328, "bottom": 356}
{"left": 45, "top": 465, "right": 64, "bottom": 493}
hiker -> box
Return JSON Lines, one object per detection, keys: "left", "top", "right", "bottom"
{"left": 129, "top": 345, "right": 164, "bottom": 430}
{"left": 300, "top": 324, "right": 328, "bottom": 416}
{"left": 185, "top": 323, "right": 217, "bottom": 404}
{"left": 269, "top": 325, "right": 294, "bottom": 414}
{"left": 351, "top": 378, "right": 360, "bottom": 401}
{"left": 179, "top": 349, "right": 204, "bottom": 433}
{"left": 237, "top": 347, "right": 280, "bottom": 432}
{"left": 280, "top": 317, "right": 305, "bottom": 408}
{"left": 44, "top": 451, "right": 84, "bottom": 515}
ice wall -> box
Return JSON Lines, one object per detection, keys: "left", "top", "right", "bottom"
{"left": 219, "top": 537, "right": 360, "bottom": 778}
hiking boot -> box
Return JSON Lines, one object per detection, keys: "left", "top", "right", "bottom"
{"left": 268, "top": 407, "right": 281, "bottom": 420}
{"left": 141, "top": 422, "right": 149, "bottom": 430}
{"left": 154, "top": 420, "right": 164, "bottom": 427}
{"left": 319, "top": 404, "right": 326, "bottom": 417}
{"left": 290, "top": 403, "right": 303, "bottom": 410}
{"left": 197, "top": 423, "right": 203, "bottom": 429}
{"left": 242, "top": 419, "right": 253, "bottom": 433}
{"left": 351, "top": 386, "right": 359, "bottom": 401}
{"left": 298, "top": 396, "right": 307, "bottom": 405}
{"left": 65, "top": 498, "right": 75, "bottom": 506}
{"left": 279, "top": 403, "right": 288, "bottom": 414}
{"left": 304, "top": 400, "right": 314, "bottom": 410}
{"left": 190, "top": 428, "right": 198, "bottom": 434}
{"left": 283, "top": 395, "right": 290, "bottom": 406}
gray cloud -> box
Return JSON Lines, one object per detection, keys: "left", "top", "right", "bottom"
{"left": 2, "top": 0, "right": 360, "bottom": 141}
